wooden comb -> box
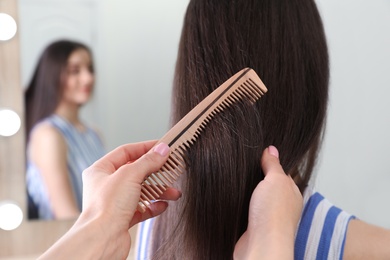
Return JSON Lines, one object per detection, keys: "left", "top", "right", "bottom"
{"left": 137, "top": 67, "right": 268, "bottom": 212}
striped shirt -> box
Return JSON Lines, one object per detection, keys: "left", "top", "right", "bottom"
{"left": 26, "top": 114, "right": 106, "bottom": 219}
{"left": 136, "top": 187, "right": 355, "bottom": 260}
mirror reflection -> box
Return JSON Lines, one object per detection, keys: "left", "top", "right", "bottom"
{"left": 25, "top": 40, "right": 105, "bottom": 220}
{"left": 18, "top": 0, "right": 188, "bottom": 221}
{"left": 19, "top": 0, "right": 105, "bottom": 221}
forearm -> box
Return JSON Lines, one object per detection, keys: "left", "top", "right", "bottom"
{"left": 344, "top": 219, "right": 390, "bottom": 260}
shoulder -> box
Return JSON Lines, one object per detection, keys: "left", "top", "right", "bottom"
{"left": 30, "top": 121, "right": 65, "bottom": 144}
{"left": 29, "top": 121, "right": 67, "bottom": 157}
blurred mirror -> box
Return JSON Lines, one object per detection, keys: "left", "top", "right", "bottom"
{"left": 18, "top": 0, "right": 189, "bottom": 221}
{"left": 1, "top": 0, "right": 188, "bottom": 257}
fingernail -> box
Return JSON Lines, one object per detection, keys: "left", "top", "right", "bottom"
{"left": 268, "top": 145, "right": 279, "bottom": 158}
{"left": 153, "top": 143, "right": 170, "bottom": 156}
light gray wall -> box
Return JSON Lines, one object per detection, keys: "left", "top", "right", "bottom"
{"left": 20, "top": 0, "right": 390, "bottom": 228}
{"left": 89, "top": 1, "right": 190, "bottom": 149}
{"left": 314, "top": 0, "right": 390, "bottom": 228}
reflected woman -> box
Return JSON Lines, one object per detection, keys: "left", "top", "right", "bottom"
{"left": 25, "top": 40, "right": 106, "bottom": 220}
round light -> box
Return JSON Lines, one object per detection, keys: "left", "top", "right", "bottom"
{"left": 0, "top": 109, "right": 21, "bottom": 136}
{"left": 0, "top": 201, "right": 23, "bottom": 231}
{"left": 0, "top": 13, "right": 17, "bottom": 41}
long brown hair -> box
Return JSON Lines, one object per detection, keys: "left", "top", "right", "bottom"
{"left": 151, "top": 0, "right": 329, "bottom": 259}
{"left": 24, "top": 39, "right": 93, "bottom": 139}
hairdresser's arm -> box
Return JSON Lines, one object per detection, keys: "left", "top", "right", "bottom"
{"left": 344, "top": 219, "right": 390, "bottom": 259}
{"left": 39, "top": 141, "right": 181, "bottom": 260}
{"left": 234, "top": 146, "right": 303, "bottom": 260}
{"left": 29, "top": 123, "right": 79, "bottom": 219}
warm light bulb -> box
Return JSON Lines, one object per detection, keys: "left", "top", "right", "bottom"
{"left": 0, "top": 109, "right": 21, "bottom": 136}
{"left": 0, "top": 201, "right": 23, "bottom": 231}
{"left": 0, "top": 13, "right": 17, "bottom": 41}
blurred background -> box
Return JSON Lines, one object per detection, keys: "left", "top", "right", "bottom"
{"left": 16, "top": 0, "right": 390, "bottom": 230}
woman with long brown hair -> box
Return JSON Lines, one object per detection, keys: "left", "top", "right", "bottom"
{"left": 25, "top": 39, "right": 106, "bottom": 220}
{"left": 137, "top": 0, "right": 389, "bottom": 259}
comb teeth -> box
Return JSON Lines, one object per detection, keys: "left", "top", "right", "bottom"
{"left": 137, "top": 68, "right": 267, "bottom": 212}
{"left": 138, "top": 148, "right": 187, "bottom": 210}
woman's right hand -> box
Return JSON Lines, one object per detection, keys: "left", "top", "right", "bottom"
{"left": 39, "top": 141, "right": 181, "bottom": 260}
{"left": 234, "top": 146, "right": 303, "bottom": 260}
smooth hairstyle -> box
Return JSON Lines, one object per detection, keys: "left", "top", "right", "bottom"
{"left": 24, "top": 39, "right": 93, "bottom": 138}
{"left": 150, "top": 0, "right": 329, "bottom": 259}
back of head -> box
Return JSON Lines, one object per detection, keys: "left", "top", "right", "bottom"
{"left": 24, "top": 39, "right": 91, "bottom": 138}
{"left": 151, "top": 0, "right": 329, "bottom": 259}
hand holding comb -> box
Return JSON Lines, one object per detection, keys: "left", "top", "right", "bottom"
{"left": 137, "top": 68, "right": 268, "bottom": 212}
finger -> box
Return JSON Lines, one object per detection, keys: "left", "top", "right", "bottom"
{"left": 261, "top": 145, "right": 285, "bottom": 177}
{"left": 121, "top": 142, "right": 171, "bottom": 183}
{"left": 129, "top": 188, "right": 181, "bottom": 227}
{"left": 288, "top": 175, "right": 301, "bottom": 193}
{"left": 129, "top": 201, "right": 169, "bottom": 227}
{"left": 93, "top": 140, "right": 158, "bottom": 173}
{"left": 158, "top": 187, "right": 182, "bottom": 201}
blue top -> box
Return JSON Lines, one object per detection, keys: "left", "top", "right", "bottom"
{"left": 135, "top": 187, "right": 355, "bottom": 260}
{"left": 26, "top": 114, "right": 106, "bottom": 219}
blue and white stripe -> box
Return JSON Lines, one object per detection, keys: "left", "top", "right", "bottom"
{"left": 26, "top": 114, "right": 106, "bottom": 219}
{"left": 135, "top": 187, "right": 355, "bottom": 260}
{"left": 295, "top": 188, "right": 355, "bottom": 260}
{"left": 136, "top": 217, "right": 155, "bottom": 260}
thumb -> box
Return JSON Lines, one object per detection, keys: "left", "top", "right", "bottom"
{"left": 261, "top": 145, "right": 285, "bottom": 177}
{"left": 127, "top": 142, "right": 170, "bottom": 183}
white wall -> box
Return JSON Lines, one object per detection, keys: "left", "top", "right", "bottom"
{"left": 19, "top": 0, "right": 390, "bottom": 228}
{"left": 90, "top": 1, "right": 190, "bottom": 149}
{"left": 314, "top": 0, "right": 390, "bottom": 228}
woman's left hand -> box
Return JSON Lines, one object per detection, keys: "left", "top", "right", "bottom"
{"left": 234, "top": 146, "right": 303, "bottom": 260}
